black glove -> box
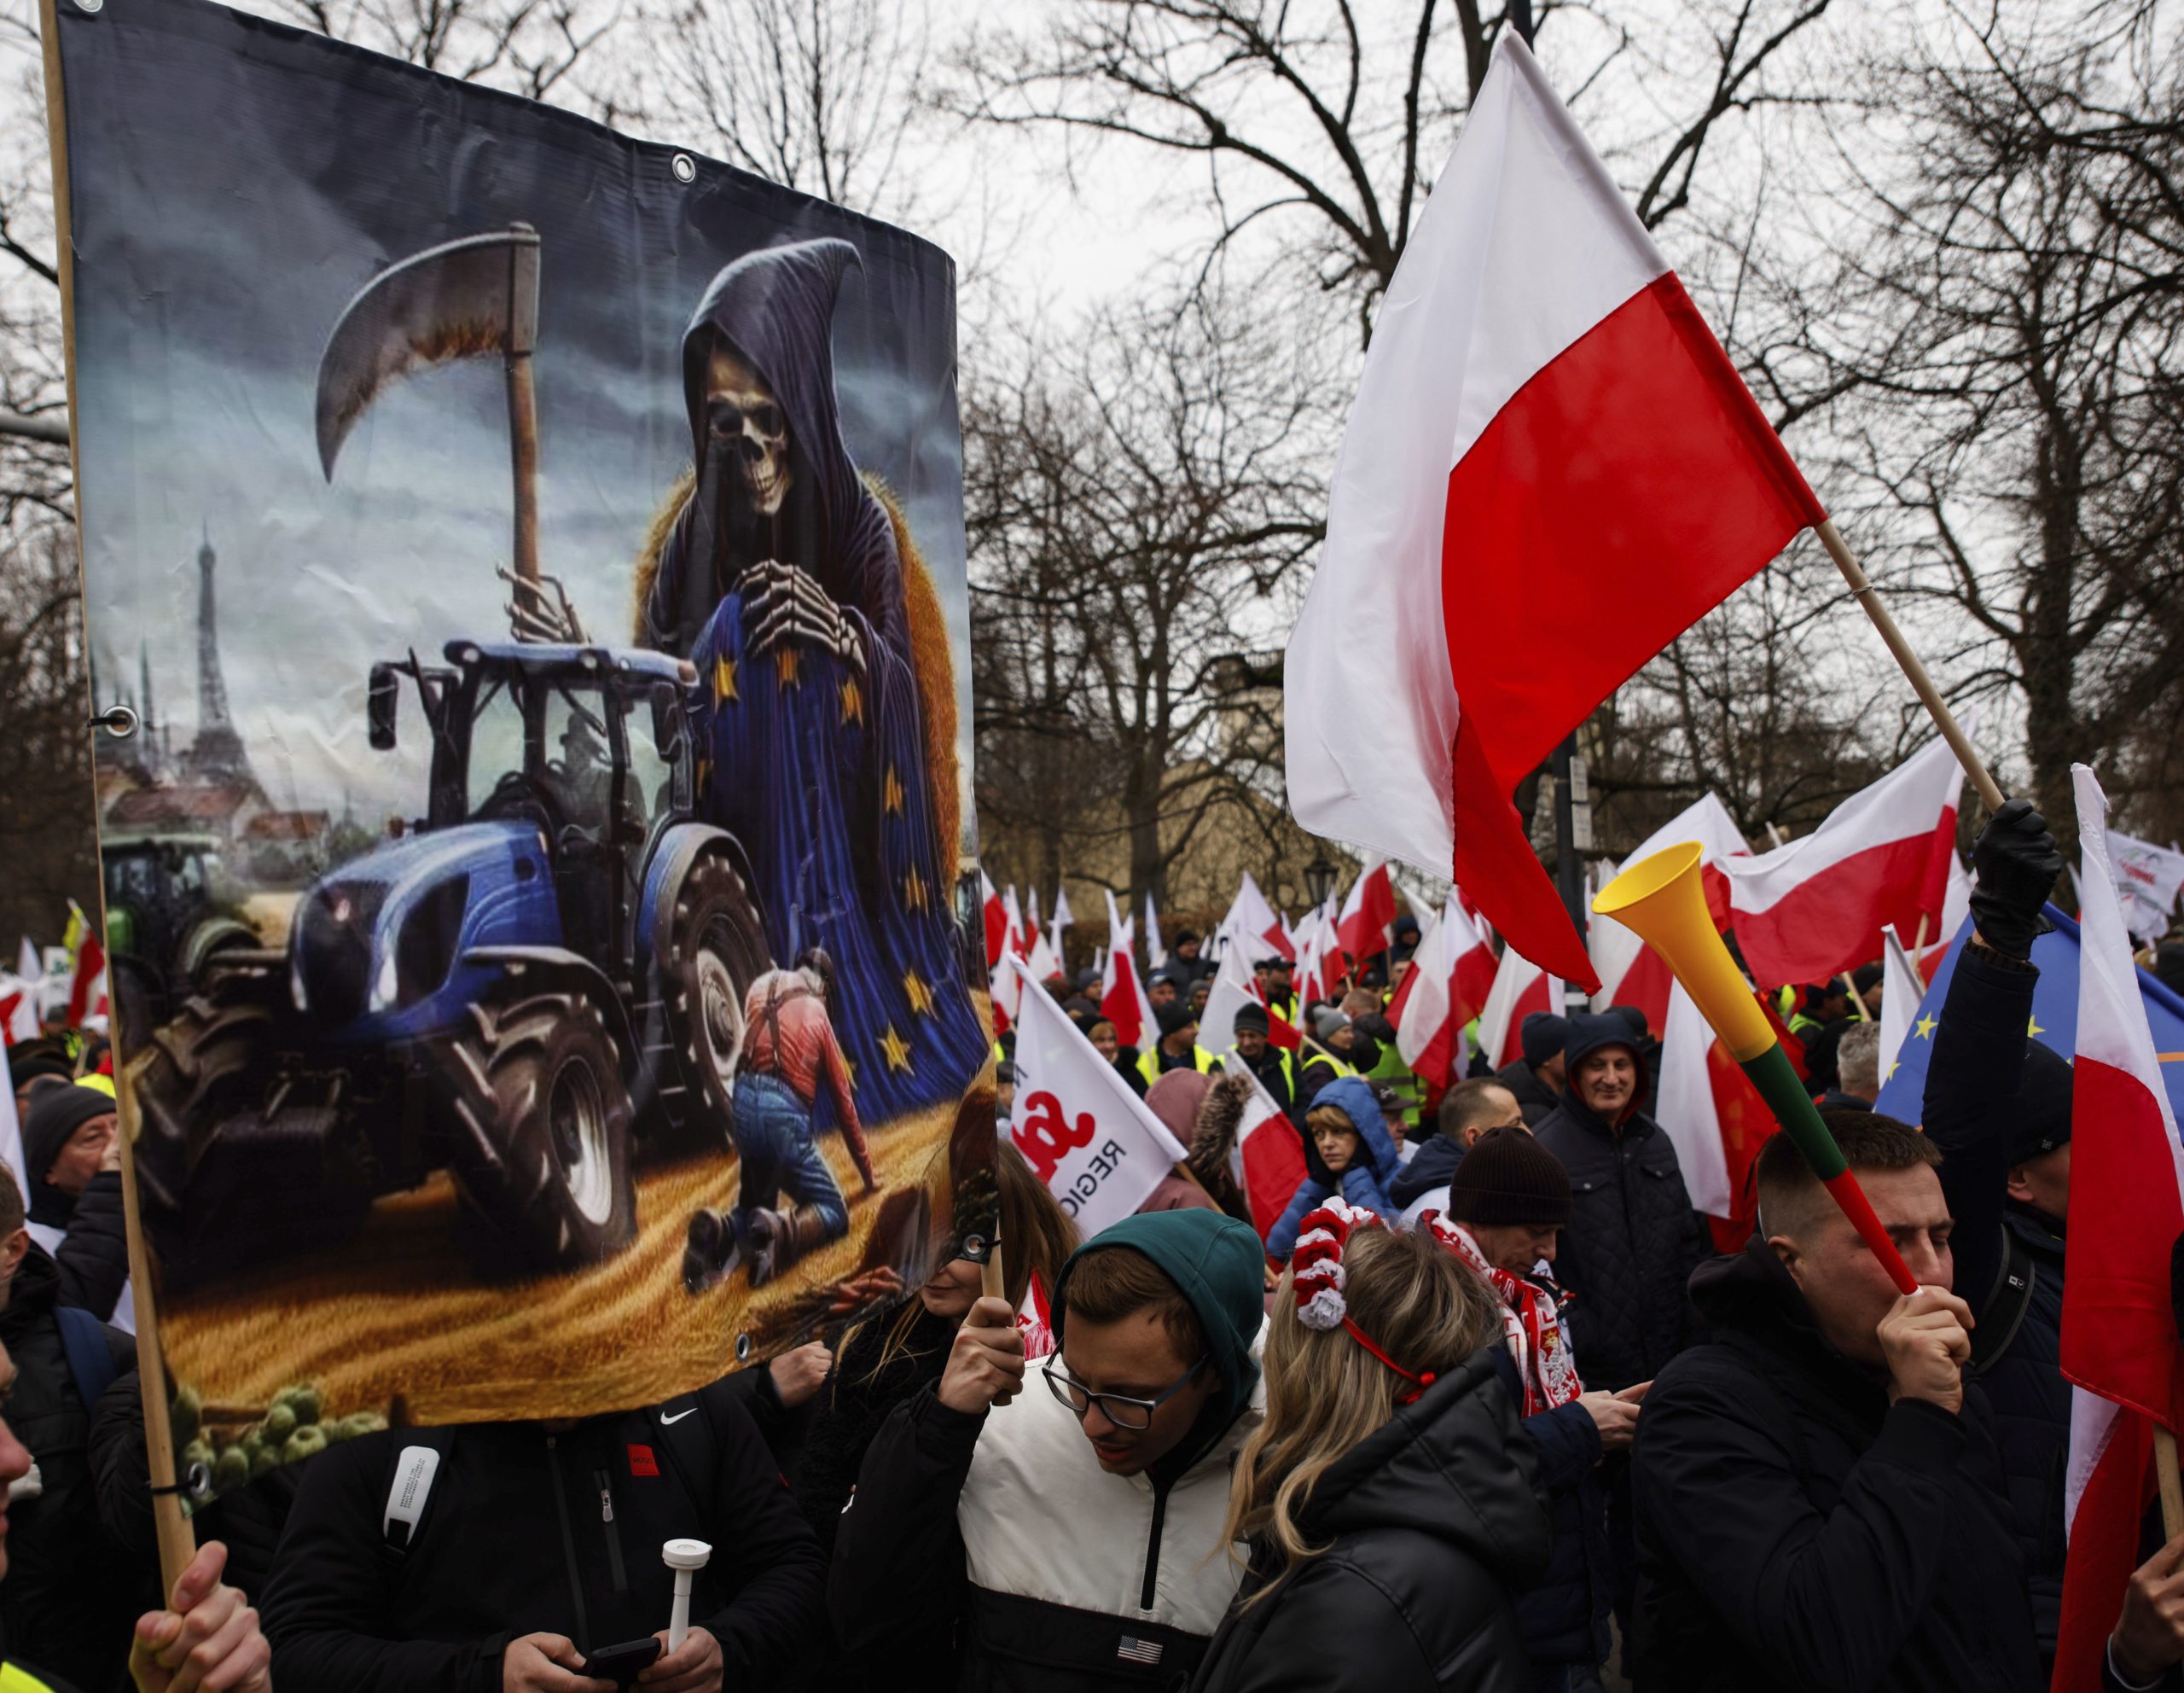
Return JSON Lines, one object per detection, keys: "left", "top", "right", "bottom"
{"left": 1967, "top": 797, "right": 2062, "bottom": 958}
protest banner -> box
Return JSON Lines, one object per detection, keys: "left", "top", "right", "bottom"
{"left": 42, "top": 0, "right": 995, "bottom": 1546}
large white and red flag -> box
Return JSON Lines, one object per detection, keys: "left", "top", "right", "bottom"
{"left": 1335, "top": 858, "right": 1397, "bottom": 967}
{"left": 1394, "top": 899, "right": 1499, "bottom": 1091}
{"left": 1099, "top": 891, "right": 1158, "bottom": 1050}
{"left": 1220, "top": 872, "right": 1295, "bottom": 964}
{"left": 2054, "top": 765, "right": 2184, "bottom": 1693}
{"left": 1716, "top": 730, "right": 1970, "bottom": 989}
{"left": 1589, "top": 794, "right": 1749, "bottom": 1031}
{"left": 1229, "top": 1075, "right": 1310, "bottom": 1245}
{"left": 1006, "top": 957, "right": 1189, "bottom": 1236}
{"left": 1285, "top": 32, "right": 1826, "bottom": 992}
{"left": 1475, "top": 945, "right": 1565, "bottom": 1072}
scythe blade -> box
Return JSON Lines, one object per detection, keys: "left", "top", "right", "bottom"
{"left": 314, "top": 223, "right": 541, "bottom": 481}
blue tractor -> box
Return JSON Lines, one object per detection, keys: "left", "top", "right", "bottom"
{"left": 131, "top": 638, "right": 770, "bottom": 1284}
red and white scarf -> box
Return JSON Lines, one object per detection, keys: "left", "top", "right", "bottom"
{"left": 1426, "top": 1214, "right": 1583, "bottom": 1417}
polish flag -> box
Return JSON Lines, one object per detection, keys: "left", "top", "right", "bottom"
{"left": 1201, "top": 945, "right": 1302, "bottom": 1057}
{"left": 979, "top": 870, "right": 1008, "bottom": 969}
{"left": 1221, "top": 873, "right": 1295, "bottom": 963}
{"left": 1048, "top": 885, "right": 1076, "bottom": 964}
{"left": 1395, "top": 899, "right": 1499, "bottom": 1090}
{"left": 1295, "top": 899, "right": 1349, "bottom": 1007}
{"left": 2053, "top": 765, "right": 2184, "bottom": 1693}
{"left": 1099, "top": 892, "right": 1158, "bottom": 1050}
{"left": 1654, "top": 977, "right": 1793, "bottom": 1248}
{"left": 1335, "top": 858, "right": 1397, "bottom": 966}
{"left": 1716, "top": 731, "right": 1971, "bottom": 990}
{"left": 0, "top": 985, "right": 37, "bottom": 1044}
{"left": 1875, "top": 925, "right": 1926, "bottom": 1087}
{"left": 1143, "top": 892, "right": 1168, "bottom": 971}
{"left": 1024, "top": 928, "right": 1061, "bottom": 988}
{"left": 66, "top": 934, "right": 105, "bottom": 1031}
{"left": 1285, "top": 32, "right": 1826, "bottom": 992}
{"left": 1589, "top": 794, "right": 1750, "bottom": 1031}
{"left": 1006, "top": 957, "right": 1189, "bottom": 1238}
{"left": 1476, "top": 945, "right": 1565, "bottom": 1072}
{"left": 1230, "top": 1075, "right": 1310, "bottom": 1246}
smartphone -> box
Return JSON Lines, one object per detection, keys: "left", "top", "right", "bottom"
{"left": 580, "top": 1638, "right": 663, "bottom": 1683}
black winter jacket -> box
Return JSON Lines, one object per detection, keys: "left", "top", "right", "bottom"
{"left": 40, "top": 1168, "right": 131, "bottom": 1324}
{"left": 0, "top": 1245, "right": 152, "bottom": 1693}
{"left": 1921, "top": 940, "right": 2068, "bottom": 1660}
{"left": 1531, "top": 1098, "right": 1705, "bottom": 1392}
{"left": 1629, "top": 1238, "right": 2042, "bottom": 1693}
{"left": 261, "top": 1378, "right": 826, "bottom": 1692}
{"left": 1492, "top": 1059, "right": 1560, "bottom": 1127}
{"left": 796, "top": 1301, "right": 953, "bottom": 1556}
{"left": 1389, "top": 1132, "right": 1463, "bottom": 1211}
{"left": 1493, "top": 1353, "right": 1610, "bottom": 1673}
{"left": 1189, "top": 1346, "right": 1550, "bottom": 1693}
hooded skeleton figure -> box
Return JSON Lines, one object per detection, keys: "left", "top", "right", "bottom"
{"left": 642, "top": 239, "right": 985, "bottom": 1123}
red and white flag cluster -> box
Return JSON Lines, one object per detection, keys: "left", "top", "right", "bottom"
{"left": 1390, "top": 898, "right": 1496, "bottom": 1091}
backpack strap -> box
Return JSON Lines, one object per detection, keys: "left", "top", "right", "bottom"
{"left": 1968, "top": 1220, "right": 2037, "bottom": 1379}
{"left": 52, "top": 1306, "right": 119, "bottom": 1411}
{"left": 381, "top": 1427, "right": 456, "bottom": 1559}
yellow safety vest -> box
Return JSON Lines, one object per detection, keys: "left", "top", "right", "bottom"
{"left": 1, "top": 1663, "right": 65, "bottom": 1693}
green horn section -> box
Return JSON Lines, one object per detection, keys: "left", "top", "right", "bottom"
{"left": 1738, "top": 1043, "right": 1848, "bottom": 1181}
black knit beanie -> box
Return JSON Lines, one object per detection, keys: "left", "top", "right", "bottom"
{"left": 1519, "top": 1013, "right": 1568, "bottom": 1069}
{"left": 1445, "top": 1126, "right": 1572, "bottom": 1227}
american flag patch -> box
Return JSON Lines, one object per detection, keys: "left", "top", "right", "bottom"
{"left": 1117, "top": 1636, "right": 1164, "bottom": 1665}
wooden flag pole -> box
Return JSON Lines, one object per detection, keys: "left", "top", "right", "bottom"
{"left": 2158, "top": 1428, "right": 2184, "bottom": 1539}
{"left": 1815, "top": 521, "right": 2006, "bottom": 813}
{"left": 117, "top": 1066, "right": 198, "bottom": 1590}
{"left": 38, "top": 0, "right": 195, "bottom": 1597}
{"left": 981, "top": 1238, "right": 1006, "bottom": 1303}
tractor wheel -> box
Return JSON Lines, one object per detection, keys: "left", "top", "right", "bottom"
{"left": 132, "top": 984, "right": 281, "bottom": 1219}
{"left": 656, "top": 855, "right": 769, "bottom": 1157}
{"left": 444, "top": 991, "right": 636, "bottom": 1275}
{"left": 131, "top": 978, "right": 370, "bottom": 1287}
{"left": 111, "top": 958, "right": 162, "bottom": 1056}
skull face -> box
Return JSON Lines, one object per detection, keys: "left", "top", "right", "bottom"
{"left": 706, "top": 344, "right": 792, "bottom": 517}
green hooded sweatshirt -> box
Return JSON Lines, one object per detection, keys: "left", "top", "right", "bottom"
{"left": 1049, "top": 1208, "right": 1267, "bottom": 1477}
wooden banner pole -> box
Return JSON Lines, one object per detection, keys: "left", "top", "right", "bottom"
{"left": 38, "top": 0, "right": 195, "bottom": 1594}
{"left": 116, "top": 1068, "right": 197, "bottom": 1590}
{"left": 1815, "top": 521, "right": 2006, "bottom": 813}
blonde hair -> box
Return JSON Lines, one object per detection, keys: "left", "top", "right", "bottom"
{"left": 1304, "top": 1103, "right": 1356, "bottom": 1138}
{"left": 1221, "top": 1226, "right": 1500, "bottom": 1600}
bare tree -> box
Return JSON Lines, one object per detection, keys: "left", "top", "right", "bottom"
{"left": 940, "top": 0, "right": 1839, "bottom": 345}
{"left": 261, "top": 0, "right": 636, "bottom": 117}
{"left": 653, "top": 0, "right": 927, "bottom": 215}
{"left": 0, "top": 520, "right": 98, "bottom": 947}
{"left": 968, "top": 290, "right": 1327, "bottom": 905}
{"left": 1800, "top": 3, "right": 2184, "bottom": 858}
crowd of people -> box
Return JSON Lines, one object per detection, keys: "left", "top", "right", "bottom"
{"left": 1, "top": 799, "right": 2181, "bottom": 1690}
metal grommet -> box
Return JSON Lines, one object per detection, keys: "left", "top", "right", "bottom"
{"left": 735, "top": 1332, "right": 752, "bottom": 1363}
{"left": 73, "top": 0, "right": 102, "bottom": 13}
{"left": 90, "top": 702, "right": 138, "bottom": 739}
{"left": 671, "top": 153, "right": 697, "bottom": 184}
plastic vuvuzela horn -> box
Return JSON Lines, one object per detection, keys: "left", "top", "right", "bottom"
{"left": 1594, "top": 843, "right": 1919, "bottom": 1297}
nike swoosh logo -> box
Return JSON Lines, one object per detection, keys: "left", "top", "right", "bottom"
{"left": 661, "top": 1408, "right": 697, "bottom": 1425}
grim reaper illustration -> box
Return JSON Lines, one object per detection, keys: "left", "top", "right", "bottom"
{"left": 636, "top": 238, "right": 986, "bottom": 1123}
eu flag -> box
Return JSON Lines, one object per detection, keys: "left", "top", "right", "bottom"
{"left": 1873, "top": 903, "right": 2184, "bottom": 1126}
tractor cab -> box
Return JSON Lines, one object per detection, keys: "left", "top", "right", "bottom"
{"left": 371, "top": 641, "right": 697, "bottom": 973}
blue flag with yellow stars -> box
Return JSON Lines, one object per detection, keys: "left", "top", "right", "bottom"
{"left": 1874, "top": 902, "right": 2184, "bottom": 1125}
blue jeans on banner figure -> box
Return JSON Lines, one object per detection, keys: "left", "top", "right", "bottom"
{"left": 683, "top": 1071, "right": 850, "bottom": 1292}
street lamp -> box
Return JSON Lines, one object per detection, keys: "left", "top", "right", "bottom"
{"left": 1304, "top": 853, "right": 1338, "bottom": 910}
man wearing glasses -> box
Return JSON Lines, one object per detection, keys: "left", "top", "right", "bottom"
{"left": 828, "top": 1209, "right": 1268, "bottom": 1689}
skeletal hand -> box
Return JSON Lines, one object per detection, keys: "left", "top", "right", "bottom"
{"left": 741, "top": 560, "right": 864, "bottom": 672}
